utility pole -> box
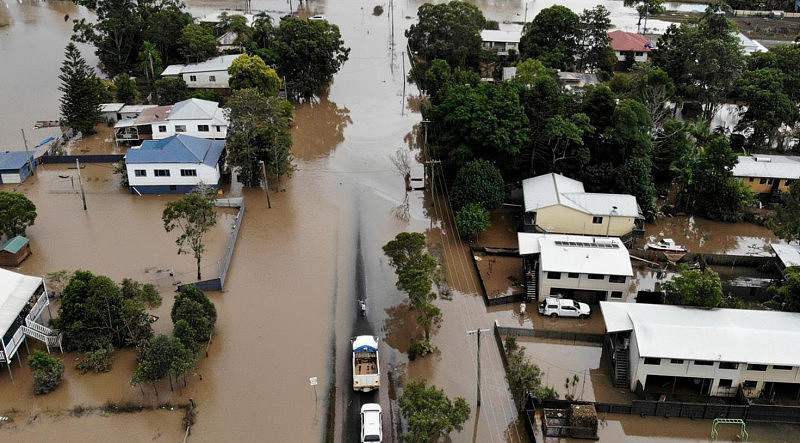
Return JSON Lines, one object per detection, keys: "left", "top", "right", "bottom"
{"left": 421, "top": 120, "right": 430, "bottom": 183}
{"left": 20, "top": 129, "right": 35, "bottom": 177}
{"left": 260, "top": 161, "right": 272, "bottom": 209}
{"left": 401, "top": 51, "right": 406, "bottom": 116}
{"left": 466, "top": 328, "right": 491, "bottom": 407}
{"left": 76, "top": 159, "right": 87, "bottom": 211}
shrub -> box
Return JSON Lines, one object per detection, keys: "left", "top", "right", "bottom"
{"left": 76, "top": 345, "right": 114, "bottom": 374}
{"left": 29, "top": 350, "right": 65, "bottom": 395}
{"left": 373, "top": 5, "right": 383, "bottom": 16}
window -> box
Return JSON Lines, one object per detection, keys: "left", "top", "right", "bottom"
{"left": 547, "top": 272, "right": 561, "bottom": 280}
{"left": 158, "top": 125, "right": 167, "bottom": 133}
{"left": 209, "top": 75, "right": 216, "bottom": 82}
{"left": 215, "top": 126, "right": 222, "bottom": 132}
{"left": 694, "top": 360, "right": 713, "bottom": 366}
{"left": 718, "top": 379, "right": 733, "bottom": 388}
{"left": 588, "top": 274, "right": 605, "bottom": 280}
{"left": 635, "top": 51, "right": 644, "bottom": 57}
{"left": 759, "top": 178, "right": 767, "bottom": 184}
{"left": 743, "top": 380, "right": 758, "bottom": 389}
{"left": 610, "top": 291, "right": 623, "bottom": 299}
{"left": 747, "top": 364, "right": 767, "bottom": 371}
{"left": 175, "top": 125, "right": 186, "bottom": 133}
{"left": 154, "top": 169, "right": 170, "bottom": 177}
{"left": 134, "top": 169, "right": 146, "bottom": 177}
{"left": 644, "top": 358, "right": 660, "bottom": 365}
{"left": 774, "top": 365, "right": 793, "bottom": 370}
{"left": 592, "top": 216, "right": 603, "bottom": 224}
{"left": 189, "top": 75, "right": 197, "bottom": 82}
{"left": 609, "top": 275, "right": 626, "bottom": 283}
{"left": 785, "top": 180, "right": 794, "bottom": 186}
{"left": 748, "top": 177, "right": 754, "bottom": 182}
{"left": 568, "top": 273, "right": 579, "bottom": 278}
{"left": 169, "top": 185, "right": 177, "bottom": 191}
{"left": 670, "top": 359, "right": 684, "bottom": 364}
{"left": 198, "top": 125, "right": 209, "bottom": 132}
{"left": 180, "top": 169, "right": 197, "bottom": 177}
{"left": 719, "top": 362, "right": 738, "bottom": 370}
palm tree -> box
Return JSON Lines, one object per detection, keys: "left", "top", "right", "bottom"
{"left": 138, "top": 41, "right": 163, "bottom": 89}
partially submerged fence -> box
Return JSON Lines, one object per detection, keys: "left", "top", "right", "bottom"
{"left": 496, "top": 324, "right": 604, "bottom": 343}
{"left": 39, "top": 154, "right": 124, "bottom": 164}
{"left": 188, "top": 197, "right": 244, "bottom": 291}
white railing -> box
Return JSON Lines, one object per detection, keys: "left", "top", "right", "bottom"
{"left": 2, "top": 328, "right": 26, "bottom": 361}
{"left": 26, "top": 292, "right": 49, "bottom": 323}
{"left": 20, "top": 326, "right": 62, "bottom": 348}
{"left": 23, "top": 319, "right": 56, "bottom": 337}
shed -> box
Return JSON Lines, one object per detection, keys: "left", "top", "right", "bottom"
{"left": 99, "top": 103, "right": 125, "bottom": 123}
{"left": 0, "top": 150, "right": 35, "bottom": 184}
{"left": 0, "top": 236, "right": 31, "bottom": 267}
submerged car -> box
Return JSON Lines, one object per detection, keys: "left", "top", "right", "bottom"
{"left": 361, "top": 403, "right": 382, "bottom": 443}
{"left": 309, "top": 14, "right": 327, "bottom": 21}
{"left": 538, "top": 297, "right": 591, "bottom": 319}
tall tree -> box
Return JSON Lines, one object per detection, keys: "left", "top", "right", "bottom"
{"left": 178, "top": 23, "right": 218, "bottom": 63}
{"left": 72, "top": 0, "right": 142, "bottom": 76}
{"left": 162, "top": 193, "right": 218, "bottom": 280}
{"left": 454, "top": 203, "right": 491, "bottom": 243}
{"left": 171, "top": 285, "right": 217, "bottom": 349}
{"left": 153, "top": 77, "right": 189, "bottom": 105}
{"left": 662, "top": 264, "right": 723, "bottom": 307}
{"left": 228, "top": 54, "right": 281, "bottom": 96}
{"left": 270, "top": 18, "right": 350, "bottom": 99}
{"left": 520, "top": 6, "right": 581, "bottom": 70}
{"left": 405, "top": 1, "right": 485, "bottom": 71}
{"left": 59, "top": 42, "right": 102, "bottom": 135}
{"left": 225, "top": 88, "right": 294, "bottom": 186}
{"left": 137, "top": 41, "right": 163, "bottom": 90}
{"left": 577, "top": 5, "right": 613, "bottom": 74}
{"left": 0, "top": 191, "right": 36, "bottom": 238}
{"left": 398, "top": 379, "right": 470, "bottom": 442}
{"left": 735, "top": 68, "right": 798, "bottom": 148}
{"left": 629, "top": 63, "right": 676, "bottom": 131}
{"left": 450, "top": 159, "right": 505, "bottom": 211}
{"left": 771, "top": 181, "right": 800, "bottom": 242}
{"left": 114, "top": 73, "right": 139, "bottom": 104}
{"left": 132, "top": 334, "right": 193, "bottom": 395}
{"left": 537, "top": 113, "right": 592, "bottom": 175}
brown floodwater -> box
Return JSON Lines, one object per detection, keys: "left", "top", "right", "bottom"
{"left": 643, "top": 215, "right": 782, "bottom": 255}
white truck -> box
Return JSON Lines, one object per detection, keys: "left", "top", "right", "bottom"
{"left": 352, "top": 335, "right": 380, "bottom": 392}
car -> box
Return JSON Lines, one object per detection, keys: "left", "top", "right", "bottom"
{"left": 280, "top": 13, "right": 298, "bottom": 20}
{"left": 538, "top": 297, "right": 591, "bottom": 319}
{"left": 309, "top": 14, "right": 327, "bottom": 21}
{"left": 360, "top": 403, "right": 382, "bottom": 443}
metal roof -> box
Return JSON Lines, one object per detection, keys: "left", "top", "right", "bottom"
{"left": 1, "top": 236, "right": 29, "bottom": 254}
{"left": 481, "top": 29, "right": 521, "bottom": 44}
{"left": 608, "top": 30, "right": 651, "bottom": 52}
{"left": 518, "top": 232, "right": 633, "bottom": 276}
{"left": 0, "top": 268, "right": 42, "bottom": 336}
{"left": 169, "top": 98, "right": 224, "bottom": 121}
{"left": 125, "top": 134, "right": 225, "bottom": 166}
{"left": 120, "top": 104, "right": 159, "bottom": 114}
{"left": 160, "top": 65, "right": 184, "bottom": 76}
{"left": 159, "top": 54, "right": 243, "bottom": 76}
{"left": 600, "top": 302, "right": 800, "bottom": 366}
{"left": 100, "top": 103, "right": 125, "bottom": 113}
{"left": 733, "top": 154, "right": 800, "bottom": 179}
{"left": 522, "top": 173, "right": 640, "bottom": 217}
{"left": 0, "top": 150, "right": 34, "bottom": 171}
{"left": 772, "top": 243, "right": 800, "bottom": 267}
{"left": 132, "top": 106, "right": 172, "bottom": 125}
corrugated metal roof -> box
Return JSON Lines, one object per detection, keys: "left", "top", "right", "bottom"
{"left": 125, "top": 134, "right": 225, "bottom": 167}
{"left": 0, "top": 150, "right": 34, "bottom": 171}
{"left": 539, "top": 236, "right": 633, "bottom": 276}
{"left": 159, "top": 54, "right": 243, "bottom": 76}
{"left": 161, "top": 65, "right": 184, "bottom": 76}
{"left": 772, "top": 243, "right": 800, "bottom": 267}
{"left": 608, "top": 30, "right": 651, "bottom": 52}
{"left": 1, "top": 236, "right": 29, "bottom": 254}
{"left": 733, "top": 155, "right": 800, "bottom": 179}
{"left": 481, "top": 29, "right": 521, "bottom": 44}
{"left": 170, "top": 98, "right": 220, "bottom": 120}
{"left": 522, "top": 173, "right": 640, "bottom": 217}
{"left": 100, "top": 103, "right": 125, "bottom": 113}
{"left": 133, "top": 106, "right": 172, "bottom": 125}
{"left": 0, "top": 268, "right": 42, "bottom": 336}
{"left": 600, "top": 302, "right": 800, "bottom": 366}
{"left": 120, "top": 104, "right": 159, "bottom": 114}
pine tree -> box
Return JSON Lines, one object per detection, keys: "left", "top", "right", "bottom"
{"left": 59, "top": 42, "right": 102, "bottom": 135}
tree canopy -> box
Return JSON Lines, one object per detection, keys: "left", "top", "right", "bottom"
{"left": 162, "top": 193, "right": 218, "bottom": 280}
{"left": 450, "top": 160, "right": 505, "bottom": 211}
{"left": 0, "top": 191, "right": 36, "bottom": 238}
{"left": 771, "top": 181, "right": 800, "bottom": 242}
{"left": 662, "top": 264, "right": 723, "bottom": 307}
{"left": 520, "top": 6, "right": 581, "bottom": 70}
{"left": 399, "top": 379, "right": 470, "bottom": 442}
{"left": 406, "top": 1, "right": 485, "bottom": 71}
{"left": 29, "top": 350, "right": 65, "bottom": 395}
{"left": 455, "top": 203, "right": 491, "bottom": 242}
{"left": 228, "top": 54, "right": 281, "bottom": 96}
{"left": 59, "top": 42, "right": 102, "bottom": 135}
{"left": 766, "top": 267, "right": 800, "bottom": 313}
{"left": 178, "top": 23, "right": 218, "bottom": 63}
{"left": 132, "top": 334, "right": 193, "bottom": 396}
{"left": 505, "top": 337, "right": 557, "bottom": 410}
{"left": 171, "top": 285, "right": 217, "bottom": 349}
{"left": 153, "top": 77, "right": 189, "bottom": 105}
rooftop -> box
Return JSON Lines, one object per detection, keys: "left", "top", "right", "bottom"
{"left": 132, "top": 105, "right": 172, "bottom": 125}
{"left": 100, "top": 103, "right": 125, "bottom": 113}
{"left": 522, "top": 173, "right": 640, "bottom": 217}
{"left": 481, "top": 29, "right": 521, "bottom": 43}
{"left": 170, "top": 98, "right": 222, "bottom": 120}
{"left": 119, "top": 104, "right": 159, "bottom": 114}
{"left": 608, "top": 30, "right": 651, "bottom": 52}
{"left": 1, "top": 236, "right": 29, "bottom": 254}
{"left": 772, "top": 243, "right": 800, "bottom": 268}
{"left": 733, "top": 154, "right": 800, "bottom": 179}
{"left": 0, "top": 150, "right": 34, "bottom": 171}
{"left": 126, "top": 134, "right": 225, "bottom": 166}
{"left": 600, "top": 302, "right": 800, "bottom": 366}
{"left": 161, "top": 54, "right": 243, "bottom": 76}
{"left": 0, "top": 268, "right": 42, "bottom": 336}
{"left": 518, "top": 232, "right": 633, "bottom": 276}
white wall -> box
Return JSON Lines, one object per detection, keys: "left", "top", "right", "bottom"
{"left": 535, "top": 205, "right": 636, "bottom": 237}
{"left": 126, "top": 162, "right": 220, "bottom": 187}
{"left": 181, "top": 69, "right": 231, "bottom": 89}
{"left": 150, "top": 120, "right": 228, "bottom": 140}
{"left": 615, "top": 51, "right": 649, "bottom": 63}
{"left": 538, "top": 269, "right": 632, "bottom": 302}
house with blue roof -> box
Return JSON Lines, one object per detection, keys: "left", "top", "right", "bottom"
{"left": 124, "top": 134, "right": 226, "bottom": 194}
{"left": 0, "top": 151, "right": 35, "bottom": 184}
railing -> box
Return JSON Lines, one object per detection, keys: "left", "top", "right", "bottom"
{"left": 23, "top": 319, "right": 56, "bottom": 337}
{"left": 2, "top": 327, "right": 26, "bottom": 361}
{"left": 20, "top": 326, "right": 62, "bottom": 348}
{"left": 26, "top": 292, "right": 49, "bottom": 323}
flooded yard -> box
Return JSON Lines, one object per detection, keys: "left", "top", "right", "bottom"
{"left": 642, "top": 215, "right": 782, "bottom": 256}
{"left": 474, "top": 254, "right": 524, "bottom": 300}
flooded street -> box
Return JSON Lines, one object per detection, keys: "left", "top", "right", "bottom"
{"left": 2, "top": 0, "right": 798, "bottom": 442}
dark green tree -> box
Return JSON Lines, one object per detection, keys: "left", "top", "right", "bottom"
{"left": 271, "top": 18, "right": 350, "bottom": 99}
{"left": 520, "top": 6, "right": 581, "bottom": 70}
{"left": 736, "top": 68, "right": 798, "bottom": 148}
{"left": 0, "top": 191, "right": 36, "bottom": 238}
{"left": 29, "top": 350, "right": 65, "bottom": 395}
{"left": 537, "top": 113, "right": 592, "bottom": 175}
{"left": 505, "top": 337, "right": 557, "bottom": 410}
{"left": 766, "top": 267, "right": 800, "bottom": 312}
{"left": 162, "top": 193, "right": 218, "bottom": 280}
{"left": 137, "top": 41, "right": 163, "bottom": 90}
{"left": 178, "top": 23, "right": 218, "bottom": 63}
{"left": 653, "top": 119, "right": 692, "bottom": 186}
{"left": 405, "top": 1, "right": 485, "bottom": 71}
{"left": 132, "top": 334, "right": 193, "bottom": 395}
{"left": 662, "top": 264, "right": 723, "bottom": 307}
{"left": 228, "top": 54, "right": 281, "bottom": 96}
{"left": 577, "top": 5, "right": 613, "bottom": 74}
{"left": 454, "top": 203, "right": 491, "bottom": 243}
{"left": 423, "top": 59, "right": 481, "bottom": 106}
{"left": 772, "top": 181, "right": 800, "bottom": 242}
{"left": 450, "top": 160, "right": 505, "bottom": 211}
{"left": 399, "top": 379, "right": 470, "bottom": 442}
{"left": 153, "top": 77, "right": 189, "bottom": 105}
{"left": 226, "top": 88, "right": 294, "bottom": 186}
{"left": 59, "top": 42, "right": 102, "bottom": 135}
{"left": 114, "top": 73, "right": 139, "bottom": 104}
{"left": 171, "top": 285, "right": 217, "bottom": 348}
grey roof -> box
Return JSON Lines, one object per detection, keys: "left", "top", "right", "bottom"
{"left": 125, "top": 134, "right": 225, "bottom": 166}
{"left": 170, "top": 98, "right": 221, "bottom": 120}
{"left": 522, "top": 173, "right": 640, "bottom": 217}
{"left": 733, "top": 154, "right": 800, "bottom": 179}
{"left": 119, "top": 104, "right": 158, "bottom": 114}
{"left": 772, "top": 243, "right": 800, "bottom": 267}
{"left": 0, "top": 150, "right": 34, "bottom": 171}
{"left": 600, "top": 301, "right": 800, "bottom": 366}
{"left": 0, "top": 268, "right": 41, "bottom": 336}
{"left": 160, "top": 54, "right": 243, "bottom": 76}
{"left": 480, "top": 29, "right": 521, "bottom": 44}
{"left": 100, "top": 103, "right": 125, "bottom": 113}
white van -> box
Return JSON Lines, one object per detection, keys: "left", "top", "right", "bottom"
{"left": 538, "top": 297, "right": 591, "bottom": 319}
{"left": 361, "top": 403, "right": 382, "bottom": 442}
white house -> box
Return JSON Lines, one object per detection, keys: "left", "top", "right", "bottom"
{"left": 481, "top": 29, "right": 521, "bottom": 54}
{"left": 115, "top": 98, "right": 229, "bottom": 142}
{"left": 518, "top": 233, "right": 634, "bottom": 303}
{"left": 0, "top": 268, "right": 61, "bottom": 379}
{"left": 99, "top": 103, "right": 125, "bottom": 122}
{"left": 601, "top": 302, "right": 800, "bottom": 400}
{"left": 608, "top": 30, "right": 652, "bottom": 64}
{"left": 522, "top": 173, "right": 643, "bottom": 239}
{"left": 124, "top": 134, "right": 226, "bottom": 194}
{"left": 161, "top": 54, "right": 243, "bottom": 90}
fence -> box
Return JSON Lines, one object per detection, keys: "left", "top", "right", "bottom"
{"left": 732, "top": 9, "right": 800, "bottom": 18}
{"left": 39, "top": 154, "right": 124, "bottom": 164}
{"left": 629, "top": 249, "right": 774, "bottom": 267}
{"left": 182, "top": 198, "right": 245, "bottom": 291}
{"left": 496, "top": 325, "right": 604, "bottom": 343}
{"left": 471, "top": 247, "right": 526, "bottom": 306}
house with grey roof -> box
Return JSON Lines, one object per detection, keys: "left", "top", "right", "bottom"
{"left": 522, "top": 173, "right": 643, "bottom": 240}
{"left": 733, "top": 154, "right": 800, "bottom": 196}
{"left": 161, "top": 54, "right": 243, "bottom": 90}
{"left": 114, "top": 98, "right": 229, "bottom": 143}
{"left": 124, "top": 134, "right": 226, "bottom": 194}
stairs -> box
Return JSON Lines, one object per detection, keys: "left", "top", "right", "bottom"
{"left": 21, "top": 292, "right": 63, "bottom": 354}
{"left": 613, "top": 347, "right": 629, "bottom": 388}
{"left": 525, "top": 259, "right": 539, "bottom": 301}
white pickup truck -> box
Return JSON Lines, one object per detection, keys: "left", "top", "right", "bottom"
{"left": 538, "top": 297, "right": 591, "bottom": 319}
{"left": 352, "top": 335, "right": 380, "bottom": 392}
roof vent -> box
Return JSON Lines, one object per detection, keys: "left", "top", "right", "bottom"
{"left": 753, "top": 155, "right": 771, "bottom": 162}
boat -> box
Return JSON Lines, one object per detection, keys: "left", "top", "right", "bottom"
{"left": 645, "top": 238, "right": 688, "bottom": 253}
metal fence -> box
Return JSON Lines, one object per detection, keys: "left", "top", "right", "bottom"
{"left": 496, "top": 325, "right": 604, "bottom": 343}
{"left": 39, "top": 154, "right": 124, "bottom": 164}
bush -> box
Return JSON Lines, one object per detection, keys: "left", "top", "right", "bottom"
{"left": 76, "top": 345, "right": 114, "bottom": 374}
{"left": 408, "top": 339, "right": 436, "bottom": 360}
{"left": 29, "top": 350, "right": 65, "bottom": 395}
{"left": 172, "top": 286, "right": 217, "bottom": 348}
{"left": 450, "top": 159, "right": 504, "bottom": 211}
{"left": 373, "top": 5, "right": 383, "bottom": 16}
